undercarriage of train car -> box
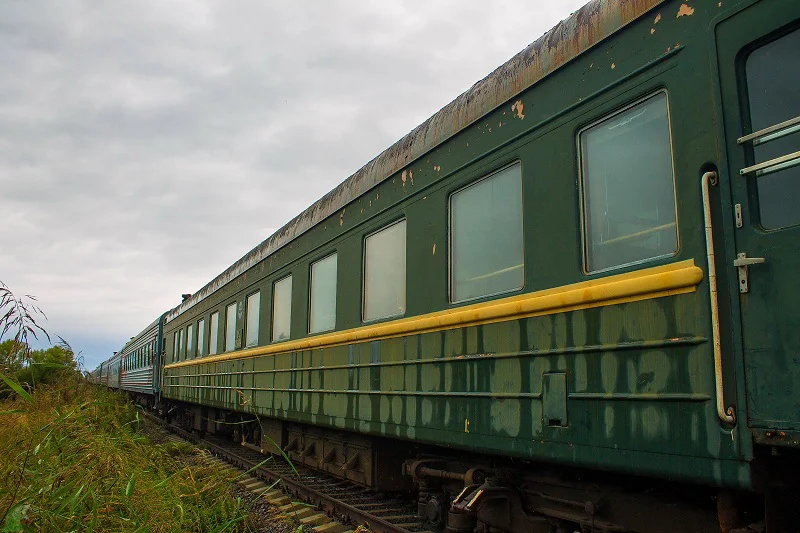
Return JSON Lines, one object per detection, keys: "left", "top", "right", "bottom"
{"left": 159, "top": 399, "right": 799, "bottom": 533}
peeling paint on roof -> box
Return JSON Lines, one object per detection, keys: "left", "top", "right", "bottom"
{"left": 166, "top": 0, "right": 667, "bottom": 323}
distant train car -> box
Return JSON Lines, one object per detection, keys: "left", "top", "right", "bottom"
{"left": 105, "top": 351, "right": 122, "bottom": 390}
{"left": 87, "top": 366, "right": 101, "bottom": 384}
{"left": 114, "top": 315, "right": 167, "bottom": 408}
{"left": 103, "top": 0, "right": 800, "bottom": 530}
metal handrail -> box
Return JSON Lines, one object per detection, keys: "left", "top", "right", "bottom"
{"left": 737, "top": 115, "right": 800, "bottom": 145}
{"left": 740, "top": 150, "right": 800, "bottom": 177}
{"left": 701, "top": 171, "right": 736, "bottom": 425}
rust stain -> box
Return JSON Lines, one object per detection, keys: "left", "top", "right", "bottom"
{"left": 339, "top": 211, "right": 344, "bottom": 226}
{"left": 611, "top": 62, "right": 616, "bottom": 69}
{"left": 401, "top": 170, "right": 407, "bottom": 186}
{"left": 677, "top": 4, "right": 694, "bottom": 17}
{"left": 654, "top": 13, "right": 662, "bottom": 24}
{"left": 651, "top": 28, "right": 656, "bottom": 35}
{"left": 432, "top": 243, "right": 436, "bottom": 255}
{"left": 512, "top": 100, "right": 525, "bottom": 120}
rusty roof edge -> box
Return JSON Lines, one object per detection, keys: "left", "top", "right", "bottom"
{"left": 166, "top": 0, "right": 666, "bottom": 323}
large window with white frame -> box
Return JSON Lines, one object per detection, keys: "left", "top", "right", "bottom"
{"left": 197, "top": 318, "right": 205, "bottom": 357}
{"left": 450, "top": 163, "right": 524, "bottom": 303}
{"left": 579, "top": 91, "right": 678, "bottom": 272}
{"left": 309, "top": 253, "right": 338, "bottom": 334}
{"left": 209, "top": 311, "right": 219, "bottom": 355}
{"left": 225, "top": 302, "right": 237, "bottom": 352}
{"left": 245, "top": 291, "right": 260, "bottom": 348}
{"left": 272, "top": 276, "right": 292, "bottom": 342}
{"left": 186, "top": 323, "right": 194, "bottom": 358}
{"left": 363, "top": 220, "right": 406, "bottom": 322}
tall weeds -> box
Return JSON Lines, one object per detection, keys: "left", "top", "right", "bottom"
{"left": 0, "top": 377, "right": 251, "bottom": 532}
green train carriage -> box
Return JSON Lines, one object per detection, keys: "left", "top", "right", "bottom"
{"left": 157, "top": 0, "right": 800, "bottom": 530}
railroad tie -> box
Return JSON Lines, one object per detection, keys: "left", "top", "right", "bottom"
{"left": 298, "top": 513, "right": 329, "bottom": 527}
{"left": 242, "top": 479, "right": 266, "bottom": 491}
{"left": 263, "top": 490, "right": 291, "bottom": 506}
{"left": 312, "top": 522, "right": 348, "bottom": 533}
{"left": 280, "top": 505, "right": 316, "bottom": 520}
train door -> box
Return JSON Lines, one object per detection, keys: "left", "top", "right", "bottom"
{"left": 716, "top": 1, "right": 800, "bottom": 437}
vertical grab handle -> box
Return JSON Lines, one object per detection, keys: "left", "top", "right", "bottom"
{"left": 701, "top": 171, "right": 736, "bottom": 425}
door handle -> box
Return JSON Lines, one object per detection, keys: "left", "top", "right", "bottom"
{"left": 734, "top": 253, "right": 765, "bottom": 293}
{"left": 733, "top": 256, "right": 765, "bottom": 267}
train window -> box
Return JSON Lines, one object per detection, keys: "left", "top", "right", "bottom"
{"left": 363, "top": 220, "right": 406, "bottom": 322}
{"left": 197, "top": 318, "right": 205, "bottom": 357}
{"left": 272, "top": 276, "right": 292, "bottom": 342}
{"left": 187, "top": 323, "right": 194, "bottom": 358}
{"left": 745, "top": 28, "right": 800, "bottom": 229}
{"left": 309, "top": 253, "right": 338, "bottom": 334}
{"left": 450, "top": 163, "right": 524, "bottom": 303}
{"left": 178, "top": 328, "right": 185, "bottom": 360}
{"left": 225, "top": 303, "right": 237, "bottom": 352}
{"left": 209, "top": 312, "right": 220, "bottom": 355}
{"left": 173, "top": 331, "right": 179, "bottom": 362}
{"left": 580, "top": 92, "right": 678, "bottom": 272}
{"left": 245, "top": 291, "right": 260, "bottom": 348}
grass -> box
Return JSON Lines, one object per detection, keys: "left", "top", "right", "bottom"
{"left": 0, "top": 376, "right": 254, "bottom": 532}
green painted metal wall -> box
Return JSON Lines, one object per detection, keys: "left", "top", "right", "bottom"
{"left": 158, "top": 0, "right": 800, "bottom": 491}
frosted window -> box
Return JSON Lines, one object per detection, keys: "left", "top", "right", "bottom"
{"left": 186, "top": 324, "right": 194, "bottom": 358}
{"left": 272, "top": 276, "right": 292, "bottom": 342}
{"left": 245, "top": 292, "right": 260, "bottom": 348}
{"left": 451, "top": 164, "right": 524, "bottom": 302}
{"left": 581, "top": 93, "right": 678, "bottom": 272}
{"left": 209, "top": 312, "right": 219, "bottom": 355}
{"left": 363, "top": 220, "right": 406, "bottom": 321}
{"left": 310, "top": 254, "right": 338, "bottom": 333}
{"left": 225, "top": 302, "right": 237, "bottom": 352}
{"left": 197, "top": 318, "right": 205, "bottom": 357}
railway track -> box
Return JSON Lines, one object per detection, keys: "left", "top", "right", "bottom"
{"left": 141, "top": 411, "right": 435, "bottom": 533}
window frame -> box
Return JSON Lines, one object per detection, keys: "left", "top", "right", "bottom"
{"left": 186, "top": 323, "right": 194, "bottom": 359}
{"left": 361, "top": 218, "right": 407, "bottom": 323}
{"left": 225, "top": 302, "right": 238, "bottom": 352}
{"left": 245, "top": 291, "right": 261, "bottom": 348}
{"left": 577, "top": 89, "right": 680, "bottom": 275}
{"left": 209, "top": 311, "right": 220, "bottom": 356}
{"left": 197, "top": 318, "right": 206, "bottom": 357}
{"left": 447, "top": 161, "right": 525, "bottom": 304}
{"left": 271, "top": 275, "right": 293, "bottom": 343}
{"left": 308, "top": 252, "right": 338, "bottom": 334}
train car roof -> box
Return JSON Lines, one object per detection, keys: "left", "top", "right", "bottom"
{"left": 118, "top": 315, "right": 163, "bottom": 353}
{"left": 167, "top": 0, "right": 665, "bottom": 323}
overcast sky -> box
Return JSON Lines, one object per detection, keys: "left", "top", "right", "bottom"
{"left": 0, "top": 0, "right": 587, "bottom": 370}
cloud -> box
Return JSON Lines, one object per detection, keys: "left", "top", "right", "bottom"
{"left": 0, "top": 0, "right": 587, "bottom": 369}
